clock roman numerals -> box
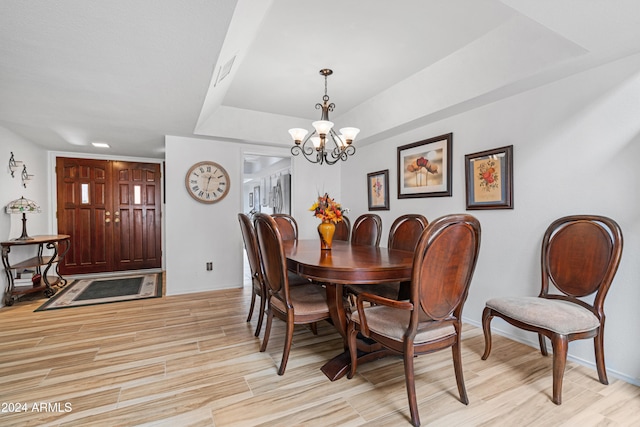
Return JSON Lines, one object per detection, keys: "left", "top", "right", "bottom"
{"left": 186, "top": 161, "right": 230, "bottom": 204}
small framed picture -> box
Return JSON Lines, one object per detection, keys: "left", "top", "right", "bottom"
{"left": 249, "top": 192, "right": 253, "bottom": 207}
{"left": 367, "top": 169, "right": 390, "bottom": 211}
{"left": 464, "top": 145, "right": 513, "bottom": 210}
{"left": 398, "top": 133, "right": 453, "bottom": 198}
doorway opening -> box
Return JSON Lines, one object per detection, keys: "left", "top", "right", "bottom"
{"left": 241, "top": 154, "right": 292, "bottom": 286}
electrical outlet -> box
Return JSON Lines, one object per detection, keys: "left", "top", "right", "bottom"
{"left": 206, "top": 262, "right": 213, "bottom": 271}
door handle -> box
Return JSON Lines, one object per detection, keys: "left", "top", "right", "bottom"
{"left": 105, "top": 218, "right": 111, "bottom": 223}
{"left": 114, "top": 218, "right": 120, "bottom": 223}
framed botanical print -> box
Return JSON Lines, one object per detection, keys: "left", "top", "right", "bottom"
{"left": 249, "top": 192, "right": 253, "bottom": 208}
{"left": 397, "top": 133, "right": 453, "bottom": 198}
{"left": 464, "top": 145, "right": 513, "bottom": 210}
{"left": 367, "top": 169, "right": 390, "bottom": 211}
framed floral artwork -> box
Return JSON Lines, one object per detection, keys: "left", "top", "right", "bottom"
{"left": 464, "top": 145, "right": 513, "bottom": 210}
{"left": 367, "top": 169, "right": 390, "bottom": 210}
{"left": 397, "top": 133, "right": 453, "bottom": 198}
{"left": 249, "top": 192, "right": 253, "bottom": 207}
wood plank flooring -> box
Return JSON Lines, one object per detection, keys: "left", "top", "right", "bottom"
{"left": 1, "top": 283, "right": 639, "bottom": 426}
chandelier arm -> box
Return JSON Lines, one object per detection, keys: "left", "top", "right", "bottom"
{"left": 291, "top": 130, "right": 326, "bottom": 164}
{"left": 328, "top": 128, "right": 345, "bottom": 148}
{"left": 343, "top": 145, "right": 356, "bottom": 156}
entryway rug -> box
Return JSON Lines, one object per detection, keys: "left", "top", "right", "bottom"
{"left": 35, "top": 273, "right": 162, "bottom": 311}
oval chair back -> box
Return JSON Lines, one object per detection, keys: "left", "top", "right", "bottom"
{"left": 272, "top": 213, "right": 298, "bottom": 242}
{"left": 388, "top": 214, "right": 429, "bottom": 252}
{"left": 334, "top": 215, "right": 351, "bottom": 242}
{"left": 351, "top": 213, "right": 382, "bottom": 246}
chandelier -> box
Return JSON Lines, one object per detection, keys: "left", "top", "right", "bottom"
{"left": 289, "top": 69, "right": 360, "bottom": 165}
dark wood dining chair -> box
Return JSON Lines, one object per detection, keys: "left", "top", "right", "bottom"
{"left": 347, "top": 214, "right": 428, "bottom": 300}
{"left": 348, "top": 214, "right": 481, "bottom": 427}
{"left": 272, "top": 213, "right": 298, "bottom": 242}
{"left": 271, "top": 213, "right": 312, "bottom": 286}
{"left": 237, "top": 213, "right": 266, "bottom": 337}
{"left": 333, "top": 215, "right": 351, "bottom": 242}
{"left": 254, "top": 213, "right": 331, "bottom": 375}
{"left": 482, "top": 215, "right": 623, "bottom": 405}
{"left": 350, "top": 213, "right": 382, "bottom": 246}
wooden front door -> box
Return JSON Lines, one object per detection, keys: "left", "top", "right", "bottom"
{"left": 56, "top": 157, "right": 162, "bottom": 275}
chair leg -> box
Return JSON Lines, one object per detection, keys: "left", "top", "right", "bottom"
{"left": 310, "top": 322, "right": 318, "bottom": 335}
{"left": 246, "top": 289, "right": 256, "bottom": 323}
{"left": 347, "top": 321, "right": 359, "bottom": 379}
{"left": 452, "top": 340, "right": 469, "bottom": 405}
{"left": 481, "top": 306, "right": 493, "bottom": 360}
{"left": 277, "top": 316, "right": 295, "bottom": 375}
{"left": 254, "top": 293, "right": 266, "bottom": 337}
{"left": 550, "top": 333, "right": 568, "bottom": 405}
{"left": 403, "top": 344, "right": 420, "bottom": 427}
{"left": 260, "top": 308, "right": 273, "bottom": 352}
{"left": 594, "top": 331, "right": 609, "bottom": 385}
{"left": 538, "top": 333, "right": 548, "bottom": 356}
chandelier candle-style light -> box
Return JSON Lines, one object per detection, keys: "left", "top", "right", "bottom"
{"left": 289, "top": 69, "right": 360, "bottom": 165}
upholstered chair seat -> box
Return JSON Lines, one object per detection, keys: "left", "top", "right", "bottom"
{"left": 269, "top": 285, "right": 329, "bottom": 317}
{"left": 486, "top": 297, "right": 600, "bottom": 335}
{"left": 350, "top": 306, "right": 455, "bottom": 343}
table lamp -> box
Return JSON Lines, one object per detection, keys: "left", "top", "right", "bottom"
{"left": 5, "top": 196, "right": 41, "bottom": 240}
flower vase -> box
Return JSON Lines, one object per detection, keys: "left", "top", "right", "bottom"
{"left": 317, "top": 221, "right": 336, "bottom": 250}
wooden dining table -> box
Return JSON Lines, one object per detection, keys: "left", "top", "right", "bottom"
{"left": 283, "top": 239, "right": 414, "bottom": 381}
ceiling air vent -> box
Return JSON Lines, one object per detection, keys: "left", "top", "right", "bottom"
{"left": 216, "top": 55, "right": 236, "bottom": 86}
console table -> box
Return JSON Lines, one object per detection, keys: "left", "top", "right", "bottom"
{"left": 1, "top": 235, "right": 71, "bottom": 306}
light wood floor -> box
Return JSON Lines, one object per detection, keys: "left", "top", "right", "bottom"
{"left": 1, "top": 283, "right": 639, "bottom": 427}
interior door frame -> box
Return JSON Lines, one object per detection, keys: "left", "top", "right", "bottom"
{"left": 49, "top": 151, "right": 165, "bottom": 273}
{"left": 240, "top": 146, "right": 294, "bottom": 285}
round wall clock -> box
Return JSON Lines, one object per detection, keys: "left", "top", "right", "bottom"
{"left": 185, "top": 161, "right": 230, "bottom": 203}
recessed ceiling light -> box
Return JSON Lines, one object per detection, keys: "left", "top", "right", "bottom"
{"left": 91, "top": 142, "right": 110, "bottom": 148}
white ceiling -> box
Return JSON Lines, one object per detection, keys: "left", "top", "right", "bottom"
{"left": 2, "top": 0, "right": 640, "bottom": 159}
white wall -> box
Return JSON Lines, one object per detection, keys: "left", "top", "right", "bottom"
{"left": 0, "top": 127, "right": 51, "bottom": 307}
{"left": 341, "top": 53, "right": 640, "bottom": 385}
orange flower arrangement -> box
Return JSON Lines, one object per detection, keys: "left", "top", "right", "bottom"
{"left": 309, "top": 193, "right": 345, "bottom": 224}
